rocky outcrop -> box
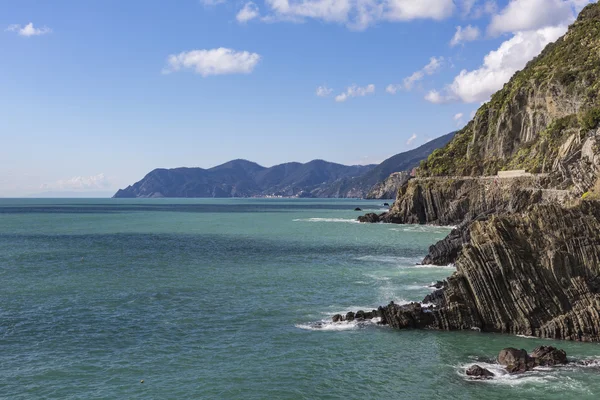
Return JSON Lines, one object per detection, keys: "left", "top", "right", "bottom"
{"left": 388, "top": 175, "right": 567, "bottom": 226}
{"left": 466, "top": 365, "right": 494, "bottom": 379}
{"left": 497, "top": 346, "right": 568, "bottom": 373}
{"left": 364, "top": 201, "right": 600, "bottom": 342}
{"left": 365, "top": 172, "right": 411, "bottom": 200}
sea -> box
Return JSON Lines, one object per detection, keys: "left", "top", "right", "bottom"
{"left": 1, "top": 198, "right": 600, "bottom": 399}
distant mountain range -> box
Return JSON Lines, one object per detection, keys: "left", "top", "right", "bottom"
{"left": 113, "top": 132, "right": 455, "bottom": 199}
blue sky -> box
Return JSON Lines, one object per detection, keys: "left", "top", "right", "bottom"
{"left": 0, "top": 0, "right": 595, "bottom": 196}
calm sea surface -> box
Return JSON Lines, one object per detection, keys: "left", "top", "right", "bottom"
{"left": 1, "top": 198, "right": 600, "bottom": 399}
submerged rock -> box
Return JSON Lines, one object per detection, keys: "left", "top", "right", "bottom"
{"left": 354, "top": 208, "right": 362, "bottom": 211}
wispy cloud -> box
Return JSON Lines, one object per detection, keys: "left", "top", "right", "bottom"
{"left": 406, "top": 133, "right": 418, "bottom": 145}
{"left": 237, "top": 2, "right": 261, "bottom": 23}
{"left": 162, "top": 48, "right": 261, "bottom": 76}
{"left": 316, "top": 85, "right": 333, "bottom": 97}
{"left": 387, "top": 56, "right": 443, "bottom": 94}
{"left": 450, "top": 25, "right": 480, "bottom": 47}
{"left": 6, "top": 22, "right": 52, "bottom": 37}
{"left": 335, "top": 84, "right": 375, "bottom": 102}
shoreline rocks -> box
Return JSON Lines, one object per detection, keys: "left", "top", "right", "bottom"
{"left": 354, "top": 201, "right": 600, "bottom": 342}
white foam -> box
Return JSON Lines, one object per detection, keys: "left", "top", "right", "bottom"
{"left": 356, "top": 255, "right": 420, "bottom": 264}
{"left": 575, "top": 358, "right": 600, "bottom": 368}
{"left": 296, "top": 317, "right": 381, "bottom": 331}
{"left": 293, "top": 218, "right": 360, "bottom": 224}
{"left": 389, "top": 225, "right": 454, "bottom": 234}
{"left": 414, "top": 264, "right": 456, "bottom": 270}
{"left": 404, "top": 284, "right": 436, "bottom": 290}
{"left": 458, "top": 362, "right": 555, "bottom": 386}
{"left": 516, "top": 334, "right": 538, "bottom": 339}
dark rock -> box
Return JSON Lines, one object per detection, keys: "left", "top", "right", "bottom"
{"left": 429, "top": 281, "right": 445, "bottom": 289}
{"left": 357, "top": 213, "right": 381, "bottom": 223}
{"left": 499, "top": 348, "right": 534, "bottom": 373}
{"left": 355, "top": 310, "right": 366, "bottom": 320}
{"left": 384, "top": 203, "right": 390, "bottom": 207}
{"left": 354, "top": 208, "right": 362, "bottom": 211}
{"left": 422, "top": 222, "right": 472, "bottom": 265}
{"left": 466, "top": 365, "right": 494, "bottom": 379}
{"left": 498, "top": 348, "right": 529, "bottom": 366}
{"left": 530, "top": 346, "right": 568, "bottom": 366}
{"left": 345, "top": 312, "right": 355, "bottom": 322}
{"left": 332, "top": 314, "right": 343, "bottom": 323}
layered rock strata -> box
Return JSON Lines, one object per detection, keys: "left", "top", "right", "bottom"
{"left": 367, "top": 201, "right": 600, "bottom": 342}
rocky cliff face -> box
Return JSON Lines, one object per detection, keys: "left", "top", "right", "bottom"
{"left": 419, "top": 4, "right": 600, "bottom": 187}
{"left": 377, "top": 201, "right": 600, "bottom": 342}
{"left": 353, "top": 4, "right": 600, "bottom": 343}
{"left": 365, "top": 172, "right": 410, "bottom": 200}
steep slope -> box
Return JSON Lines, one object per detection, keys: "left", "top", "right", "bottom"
{"left": 372, "top": 200, "right": 600, "bottom": 342}
{"left": 419, "top": 5, "right": 600, "bottom": 192}
{"left": 353, "top": 3, "right": 600, "bottom": 342}
{"left": 380, "top": 3, "right": 600, "bottom": 226}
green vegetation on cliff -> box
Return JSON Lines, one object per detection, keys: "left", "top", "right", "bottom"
{"left": 419, "top": 2, "right": 600, "bottom": 178}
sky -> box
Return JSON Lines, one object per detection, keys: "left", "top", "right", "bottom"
{"left": 0, "top": 0, "right": 596, "bottom": 197}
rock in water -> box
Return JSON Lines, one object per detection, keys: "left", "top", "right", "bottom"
{"left": 332, "top": 314, "right": 343, "bottom": 323}
{"left": 357, "top": 213, "right": 381, "bottom": 223}
{"left": 498, "top": 348, "right": 534, "bottom": 373}
{"left": 530, "top": 346, "right": 568, "bottom": 366}
{"left": 466, "top": 365, "right": 494, "bottom": 379}
{"left": 354, "top": 208, "right": 362, "bottom": 211}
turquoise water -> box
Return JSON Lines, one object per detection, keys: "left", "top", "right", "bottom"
{"left": 1, "top": 198, "right": 600, "bottom": 399}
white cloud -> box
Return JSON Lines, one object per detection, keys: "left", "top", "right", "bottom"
{"left": 454, "top": 113, "right": 464, "bottom": 121}
{"left": 427, "top": 25, "right": 568, "bottom": 104}
{"left": 335, "top": 84, "right": 375, "bottom": 102}
{"left": 487, "top": 0, "right": 575, "bottom": 36}
{"left": 41, "top": 173, "right": 111, "bottom": 191}
{"left": 424, "top": 89, "right": 449, "bottom": 104}
{"left": 385, "top": 0, "right": 455, "bottom": 21}
{"left": 465, "top": 0, "right": 498, "bottom": 18}
{"left": 6, "top": 22, "right": 52, "bottom": 37}
{"left": 237, "top": 2, "right": 261, "bottom": 23}
{"left": 450, "top": 26, "right": 567, "bottom": 103}
{"left": 316, "top": 85, "right": 333, "bottom": 97}
{"left": 262, "top": 0, "right": 456, "bottom": 30}
{"left": 406, "top": 133, "right": 418, "bottom": 145}
{"left": 162, "top": 48, "right": 261, "bottom": 76}
{"left": 450, "top": 25, "right": 480, "bottom": 46}
{"left": 387, "top": 56, "right": 443, "bottom": 94}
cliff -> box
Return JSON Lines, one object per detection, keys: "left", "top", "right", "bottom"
{"left": 419, "top": 4, "right": 600, "bottom": 188}
{"left": 377, "top": 201, "right": 600, "bottom": 342}
{"left": 365, "top": 172, "right": 411, "bottom": 200}
{"left": 351, "top": 3, "right": 600, "bottom": 342}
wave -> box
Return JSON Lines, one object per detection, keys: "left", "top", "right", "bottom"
{"left": 292, "top": 218, "right": 360, "bottom": 224}
{"left": 457, "top": 362, "right": 593, "bottom": 393}
{"left": 355, "top": 255, "right": 421, "bottom": 264}
{"left": 414, "top": 264, "right": 456, "bottom": 270}
{"left": 296, "top": 317, "right": 382, "bottom": 332}
{"left": 389, "top": 225, "right": 455, "bottom": 234}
